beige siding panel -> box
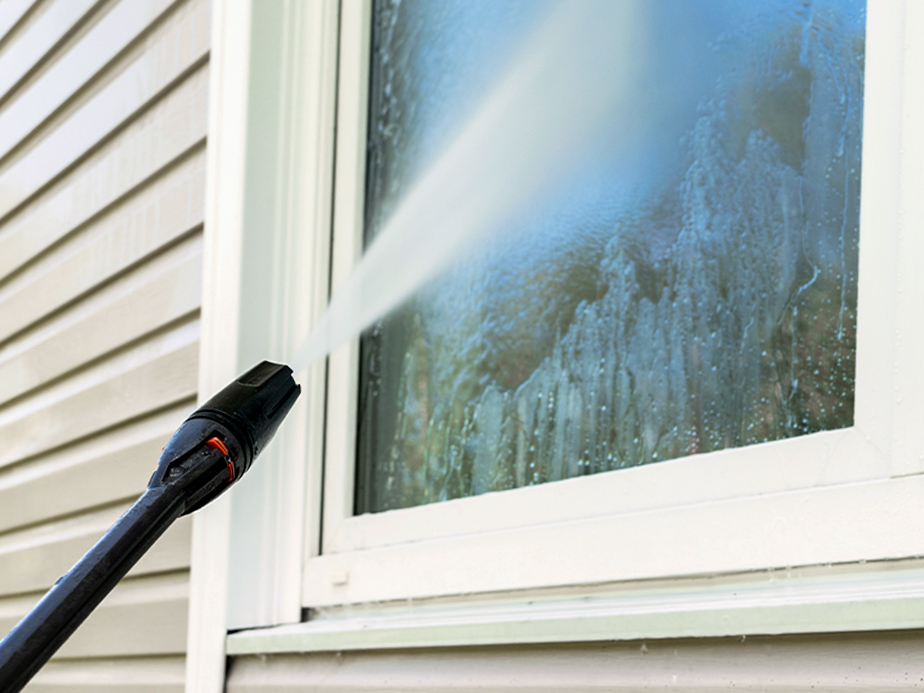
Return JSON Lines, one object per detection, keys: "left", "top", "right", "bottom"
{"left": 0, "top": 508, "right": 191, "bottom": 596}
{"left": 0, "top": 0, "right": 209, "bottom": 222}
{"left": 0, "top": 327, "right": 199, "bottom": 469}
{"left": 0, "top": 590, "right": 45, "bottom": 623}
{"left": 0, "top": 148, "right": 205, "bottom": 345}
{"left": 227, "top": 633, "right": 924, "bottom": 692}
{"left": 0, "top": 0, "right": 207, "bottom": 685}
{"left": 0, "top": 66, "right": 208, "bottom": 283}
{"left": 28, "top": 656, "right": 185, "bottom": 693}
{"left": 0, "top": 0, "right": 179, "bottom": 164}
{"left": 0, "top": 0, "right": 98, "bottom": 103}
{"left": 58, "top": 572, "right": 188, "bottom": 658}
{"left": 0, "top": 572, "right": 188, "bottom": 658}
{"left": 0, "top": 402, "right": 191, "bottom": 533}
{"left": 0, "top": 237, "right": 201, "bottom": 404}
{"left": 0, "top": 0, "right": 35, "bottom": 45}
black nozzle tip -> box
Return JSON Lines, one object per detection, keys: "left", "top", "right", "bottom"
{"left": 189, "top": 361, "right": 301, "bottom": 476}
{"left": 152, "top": 361, "right": 300, "bottom": 515}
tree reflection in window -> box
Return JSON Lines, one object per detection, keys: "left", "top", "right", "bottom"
{"left": 356, "top": 0, "right": 866, "bottom": 513}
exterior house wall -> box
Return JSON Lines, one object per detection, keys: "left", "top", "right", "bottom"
{"left": 204, "top": 1, "right": 924, "bottom": 691}
{"left": 226, "top": 633, "right": 924, "bottom": 692}
{"left": 0, "top": 0, "right": 209, "bottom": 689}
{"left": 4, "top": 0, "right": 924, "bottom": 691}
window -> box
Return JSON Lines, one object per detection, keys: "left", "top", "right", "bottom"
{"left": 190, "top": 0, "right": 924, "bottom": 683}
{"left": 315, "top": 0, "right": 896, "bottom": 609}
{"left": 355, "top": 0, "right": 863, "bottom": 514}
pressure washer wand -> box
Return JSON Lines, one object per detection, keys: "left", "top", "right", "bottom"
{"left": 0, "top": 361, "right": 300, "bottom": 693}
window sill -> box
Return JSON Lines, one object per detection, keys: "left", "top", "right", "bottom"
{"left": 226, "top": 558, "right": 924, "bottom": 655}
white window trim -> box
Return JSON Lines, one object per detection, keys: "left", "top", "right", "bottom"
{"left": 229, "top": 557, "right": 924, "bottom": 655}
{"left": 190, "top": 0, "right": 924, "bottom": 687}
{"left": 187, "top": 0, "right": 338, "bottom": 690}
{"left": 314, "top": 0, "right": 924, "bottom": 598}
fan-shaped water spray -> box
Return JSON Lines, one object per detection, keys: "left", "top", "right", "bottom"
{"left": 288, "top": 0, "right": 645, "bottom": 373}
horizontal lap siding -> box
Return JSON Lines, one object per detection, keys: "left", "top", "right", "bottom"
{"left": 21, "top": 657, "right": 185, "bottom": 693}
{"left": 0, "top": 0, "right": 209, "bottom": 689}
{"left": 0, "top": 0, "right": 99, "bottom": 104}
{"left": 226, "top": 634, "right": 924, "bottom": 692}
{"left": 0, "top": 0, "right": 35, "bottom": 47}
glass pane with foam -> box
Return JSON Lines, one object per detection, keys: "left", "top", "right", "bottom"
{"left": 355, "top": 0, "right": 866, "bottom": 514}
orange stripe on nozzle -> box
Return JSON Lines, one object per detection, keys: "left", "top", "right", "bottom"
{"left": 205, "top": 437, "right": 229, "bottom": 455}
{"left": 205, "top": 437, "right": 233, "bottom": 480}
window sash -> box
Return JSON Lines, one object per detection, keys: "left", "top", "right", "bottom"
{"left": 308, "top": 0, "right": 923, "bottom": 612}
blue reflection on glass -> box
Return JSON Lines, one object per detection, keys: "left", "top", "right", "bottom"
{"left": 357, "top": 0, "right": 866, "bottom": 513}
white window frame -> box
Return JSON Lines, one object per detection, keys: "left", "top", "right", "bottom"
{"left": 188, "top": 1, "right": 924, "bottom": 690}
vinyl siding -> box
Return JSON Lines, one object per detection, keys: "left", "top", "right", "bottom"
{"left": 0, "top": 0, "right": 208, "bottom": 689}
{"left": 226, "top": 633, "right": 924, "bottom": 692}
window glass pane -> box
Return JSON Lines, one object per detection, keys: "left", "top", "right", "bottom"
{"left": 356, "top": 0, "right": 866, "bottom": 514}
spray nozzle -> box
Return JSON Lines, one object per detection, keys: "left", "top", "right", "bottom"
{"left": 0, "top": 361, "right": 300, "bottom": 693}
{"left": 151, "top": 361, "right": 301, "bottom": 513}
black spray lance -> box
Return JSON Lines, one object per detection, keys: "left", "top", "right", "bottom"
{"left": 0, "top": 361, "right": 300, "bottom": 693}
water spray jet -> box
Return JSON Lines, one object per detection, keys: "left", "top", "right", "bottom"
{"left": 289, "top": 0, "right": 645, "bottom": 373}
